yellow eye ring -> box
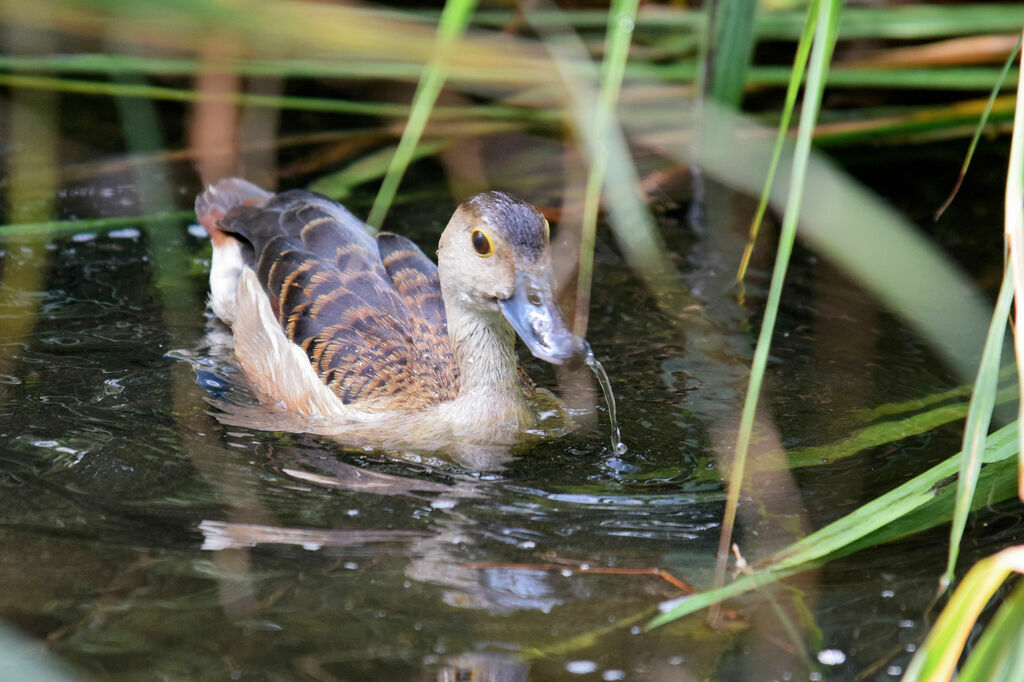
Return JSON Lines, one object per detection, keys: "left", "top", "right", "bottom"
{"left": 471, "top": 229, "right": 494, "bottom": 257}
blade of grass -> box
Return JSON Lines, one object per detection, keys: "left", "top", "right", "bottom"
{"left": 705, "top": 0, "right": 759, "bottom": 107}
{"left": 466, "top": 5, "right": 1024, "bottom": 39}
{"left": 309, "top": 139, "right": 450, "bottom": 203}
{"left": 943, "top": 266, "right": 1014, "bottom": 588}
{"left": 0, "top": 211, "right": 195, "bottom": 238}
{"left": 957, "top": 578, "right": 1024, "bottom": 682}
{"left": 903, "top": 545, "right": 1024, "bottom": 682}
{"left": 678, "top": 100, "right": 1000, "bottom": 382}
{"left": 935, "top": 34, "right": 1022, "bottom": 220}
{"left": 524, "top": 3, "right": 681, "bottom": 314}
{"left": 0, "top": 73, "right": 548, "bottom": 121}
{"left": 1008, "top": 27, "right": 1024, "bottom": 502}
{"left": 785, "top": 384, "right": 1018, "bottom": 470}
{"left": 366, "top": 0, "right": 477, "bottom": 228}
{"left": 712, "top": 0, "right": 840, "bottom": 601}
{"left": 649, "top": 420, "right": 1020, "bottom": 628}
{"left": 854, "top": 365, "right": 1017, "bottom": 421}
{"left": 573, "top": 0, "right": 639, "bottom": 338}
{"left": 737, "top": 0, "right": 818, "bottom": 285}
{"left": 811, "top": 95, "right": 1017, "bottom": 146}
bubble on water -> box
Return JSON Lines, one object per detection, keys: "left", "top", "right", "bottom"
{"left": 566, "top": 661, "right": 598, "bottom": 675}
{"left": 817, "top": 649, "right": 846, "bottom": 665}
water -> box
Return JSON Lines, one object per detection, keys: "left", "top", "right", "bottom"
{"left": 0, "top": 141, "right": 1018, "bottom": 681}
{"left": 584, "top": 342, "right": 628, "bottom": 456}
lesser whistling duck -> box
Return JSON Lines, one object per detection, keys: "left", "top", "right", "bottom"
{"left": 195, "top": 178, "right": 585, "bottom": 460}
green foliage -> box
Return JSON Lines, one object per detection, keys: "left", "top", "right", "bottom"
{"left": 712, "top": 0, "right": 841, "bottom": 599}
{"left": 650, "top": 422, "right": 1020, "bottom": 629}
{"left": 366, "top": 0, "right": 478, "bottom": 227}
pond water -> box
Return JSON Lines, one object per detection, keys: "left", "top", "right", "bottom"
{"left": 0, "top": 133, "right": 1017, "bottom": 681}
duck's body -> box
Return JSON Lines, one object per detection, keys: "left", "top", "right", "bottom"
{"left": 195, "top": 179, "right": 583, "bottom": 455}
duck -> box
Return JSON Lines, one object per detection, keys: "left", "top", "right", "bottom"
{"left": 194, "top": 178, "right": 587, "bottom": 461}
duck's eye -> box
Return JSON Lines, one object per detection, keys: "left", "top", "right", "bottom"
{"left": 471, "top": 229, "right": 493, "bottom": 257}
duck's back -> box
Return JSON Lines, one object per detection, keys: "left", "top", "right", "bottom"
{"left": 196, "top": 179, "right": 459, "bottom": 411}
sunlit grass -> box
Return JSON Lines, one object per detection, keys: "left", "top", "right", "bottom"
{"left": 651, "top": 421, "right": 1021, "bottom": 628}
{"left": 904, "top": 545, "right": 1024, "bottom": 682}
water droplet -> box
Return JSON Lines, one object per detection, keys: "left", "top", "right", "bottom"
{"left": 817, "top": 649, "right": 845, "bottom": 665}
{"left": 566, "top": 661, "right": 598, "bottom": 675}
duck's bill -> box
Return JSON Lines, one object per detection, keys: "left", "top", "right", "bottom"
{"left": 499, "top": 270, "right": 586, "bottom": 365}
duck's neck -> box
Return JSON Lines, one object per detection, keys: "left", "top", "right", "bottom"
{"left": 443, "top": 296, "right": 532, "bottom": 428}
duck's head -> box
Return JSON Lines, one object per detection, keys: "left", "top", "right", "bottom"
{"left": 438, "top": 191, "right": 587, "bottom": 366}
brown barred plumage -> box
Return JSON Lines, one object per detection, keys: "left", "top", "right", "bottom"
{"left": 204, "top": 181, "right": 458, "bottom": 411}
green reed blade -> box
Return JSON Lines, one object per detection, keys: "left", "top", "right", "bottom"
{"left": 462, "top": 5, "right": 1024, "bottom": 39}
{"left": 957, "top": 579, "right": 1024, "bottom": 682}
{"left": 706, "top": 0, "right": 759, "bottom": 107}
{"left": 712, "top": 0, "right": 841, "bottom": 597}
{"left": 310, "top": 139, "right": 450, "bottom": 204}
{"left": 366, "top": 0, "right": 477, "bottom": 228}
{"left": 785, "top": 385, "right": 1018, "bottom": 470}
{"left": 904, "top": 546, "right": 1024, "bottom": 682}
{"left": 943, "top": 267, "right": 1014, "bottom": 587}
{"left": 737, "top": 0, "right": 818, "bottom": 285}
{"left": 524, "top": 2, "right": 680, "bottom": 312}
{"left": 649, "top": 421, "right": 1020, "bottom": 628}
{"left": 0, "top": 73, "right": 545, "bottom": 122}
{"left": 752, "top": 66, "right": 1020, "bottom": 91}
{"left": 0, "top": 211, "right": 195, "bottom": 237}
{"left": 574, "top": 0, "right": 639, "bottom": 337}
{"left": 854, "top": 365, "right": 1017, "bottom": 421}
{"left": 1007, "top": 28, "right": 1024, "bottom": 505}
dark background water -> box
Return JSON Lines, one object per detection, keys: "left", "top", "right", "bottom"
{"left": 0, "top": 104, "right": 1018, "bottom": 682}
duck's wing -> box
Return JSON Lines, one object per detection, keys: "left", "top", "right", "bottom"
{"left": 212, "top": 185, "right": 459, "bottom": 409}
{"left": 375, "top": 232, "right": 453, "bottom": 360}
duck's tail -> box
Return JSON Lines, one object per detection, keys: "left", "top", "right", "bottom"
{"left": 195, "top": 178, "right": 274, "bottom": 324}
{"left": 195, "top": 178, "right": 273, "bottom": 247}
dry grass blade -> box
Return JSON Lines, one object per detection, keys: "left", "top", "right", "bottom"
{"left": 935, "top": 34, "right": 1021, "bottom": 220}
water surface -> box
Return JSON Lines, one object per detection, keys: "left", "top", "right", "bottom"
{"left": 0, "top": 141, "right": 1017, "bottom": 681}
